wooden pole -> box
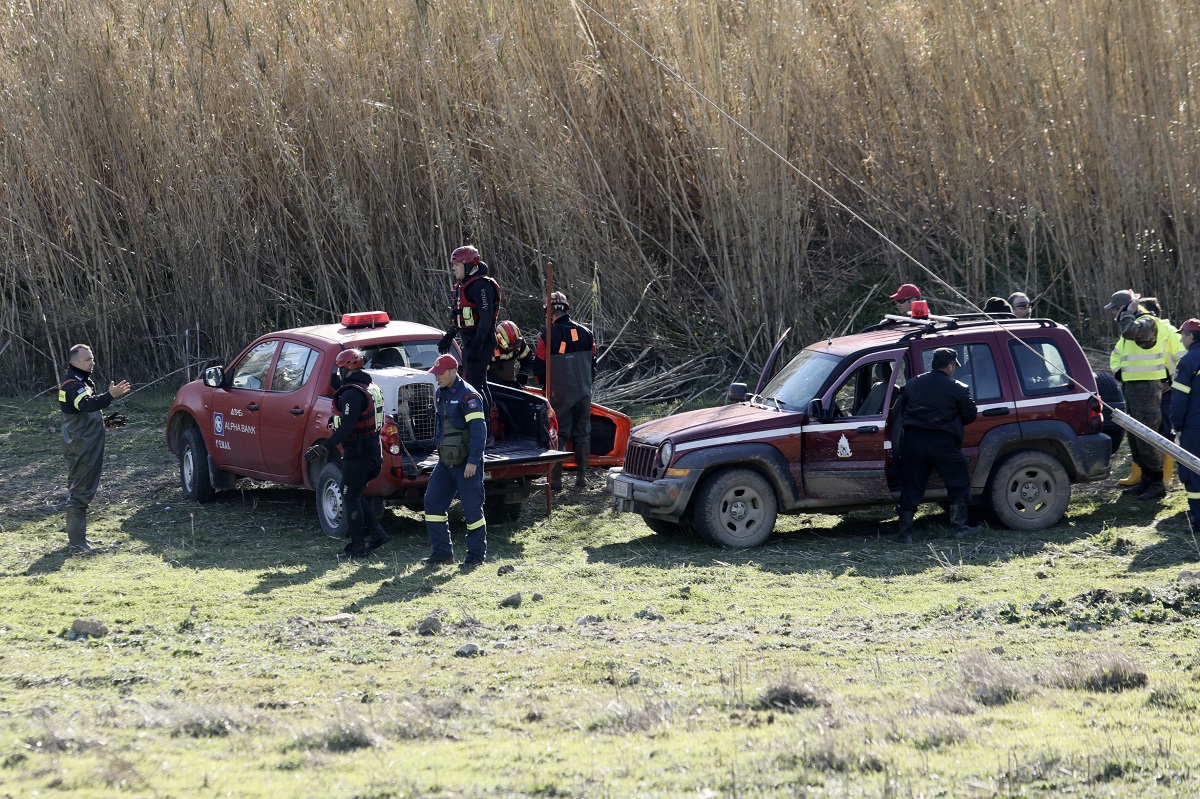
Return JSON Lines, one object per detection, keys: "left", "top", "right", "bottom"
{"left": 545, "top": 261, "right": 555, "bottom": 519}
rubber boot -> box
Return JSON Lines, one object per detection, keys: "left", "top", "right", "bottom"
{"left": 950, "top": 505, "right": 979, "bottom": 539}
{"left": 1137, "top": 469, "right": 1167, "bottom": 501}
{"left": 1117, "top": 462, "right": 1142, "bottom": 487}
{"left": 894, "top": 511, "right": 914, "bottom": 545}
{"left": 65, "top": 507, "right": 97, "bottom": 553}
{"left": 573, "top": 443, "right": 590, "bottom": 489}
{"left": 1163, "top": 455, "right": 1175, "bottom": 488}
{"left": 549, "top": 462, "right": 563, "bottom": 491}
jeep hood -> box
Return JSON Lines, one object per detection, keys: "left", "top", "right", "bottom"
{"left": 630, "top": 403, "right": 796, "bottom": 446}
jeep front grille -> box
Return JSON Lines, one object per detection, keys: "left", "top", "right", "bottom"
{"left": 623, "top": 441, "right": 660, "bottom": 481}
{"left": 396, "top": 383, "right": 437, "bottom": 447}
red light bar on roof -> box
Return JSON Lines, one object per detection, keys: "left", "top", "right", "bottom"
{"left": 341, "top": 311, "right": 390, "bottom": 328}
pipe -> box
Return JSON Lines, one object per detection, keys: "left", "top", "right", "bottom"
{"left": 1109, "top": 406, "right": 1200, "bottom": 475}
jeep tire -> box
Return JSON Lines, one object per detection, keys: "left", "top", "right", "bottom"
{"left": 180, "top": 427, "right": 216, "bottom": 503}
{"left": 988, "top": 450, "right": 1071, "bottom": 530}
{"left": 316, "top": 461, "right": 348, "bottom": 538}
{"left": 692, "top": 468, "right": 778, "bottom": 548}
{"left": 641, "top": 515, "right": 688, "bottom": 536}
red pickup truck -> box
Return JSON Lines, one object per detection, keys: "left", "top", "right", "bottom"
{"left": 166, "top": 312, "right": 569, "bottom": 534}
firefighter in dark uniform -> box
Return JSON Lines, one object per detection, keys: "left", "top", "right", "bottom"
{"left": 895, "top": 347, "right": 978, "bottom": 544}
{"left": 438, "top": 245, "right": 501, "bottom": 436}
{"left": 1170, "top": 318, "right": 1200, "bottom": 529}
{"left": 532, "top": 291, "right": 596, "bottom": 490}
{"left": 305, "top": 349, "right": 389, "bottom": 559}
{"left": 422, "top": 354, "right": 489, "bottom": 569}
{"left": 58, "top": 344, "right": 131, "bottom": 553}
{"left": 489, "top": 320, "right": 535, "bottom": 388}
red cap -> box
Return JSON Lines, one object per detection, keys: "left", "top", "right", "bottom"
{"left": 429, "top": 354, "right": 459, "bottom": 375}
{"left": 889, "top": 283, "right": 922, "bottom": 301}
{"left": 1181, "top": 318, "right": 1200, "bottom": 333}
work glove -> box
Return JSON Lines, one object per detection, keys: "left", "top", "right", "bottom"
{"left": 515, "top": 372, "right": 529, "bottom": 388}
{"left": 103, "top": 412, "right": 128, "bottom": 430}
{"left": 304, "top": 444, "right": 327, "bottom": 464}
{"left": 438, "top": 331, "right": 456, "bottom": 355}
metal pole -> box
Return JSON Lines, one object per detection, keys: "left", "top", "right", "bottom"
{"left": 1109, "top": 406, "right": 1200, "bottom": 475}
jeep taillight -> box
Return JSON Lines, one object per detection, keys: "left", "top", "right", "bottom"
{"left": 1087, "top": 395, "right": 1103, "bottom": 434}
{"left": 381, "top": 415, "right": 402, "bottom": 456}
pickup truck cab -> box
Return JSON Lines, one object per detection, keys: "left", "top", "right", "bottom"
{"left": 608, "top": 314, "right": 1111, "bottom": 547}
{"left": 166, "top": 312, "right": 569, "bottom": 534}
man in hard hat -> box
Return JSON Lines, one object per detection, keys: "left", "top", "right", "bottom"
{"left": 533, "top": 290, "right": 596, "bottom": 490}
{"left": 439, "top": 245, "right": 501, "bottom": 436}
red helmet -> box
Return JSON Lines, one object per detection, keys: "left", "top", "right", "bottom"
{"left": 495, "top": 320, "right": 522, "bottom": 351}
{"left": 450, "top": 245, "right": 481, "bottom": 265}
{"left": 335, "top": 348, "right": 364, "bottom": 371}
{"left": 544, "top": 291, "right": 570, "bottom": 312}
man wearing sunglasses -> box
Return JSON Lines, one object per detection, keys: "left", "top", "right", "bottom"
{"left": 890, "top": 283, "right": 922, "bottom": 316}
{"left": 1008, "top": 292, "right": 1032, "bottom": 319}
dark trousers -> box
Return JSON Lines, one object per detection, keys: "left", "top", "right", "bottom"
{"left": 341, "top": 456, "right": 381, "bottom": 542}
{"left": 423, "top": 461, "right": 487, "bottom": 561}
{"left": 1123, "top": 380, "right": 1164, "bottom": 472}
{"left": 461, "top": 352, "right": 493, "bottom": 431}
{"left": 898, "top": 428, "right": 970, "bottom": 514}
{"left": 1179, "top": 429, "right": 1200, "bottom": 521}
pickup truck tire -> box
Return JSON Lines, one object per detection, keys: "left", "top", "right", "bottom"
{"left": 486, "top": 497, "right": 522, "bottom": 524}
{"left": 988, "top": 450, "right": 1071, "bottom": 531}
{"left": 641, "top": 515, "right": 688, "bottom": 536}
{"left": 1093, "top": 371, "right": 1125, "bottom": 454}
{"left": 692, "top": 468, "right": 777, "bottom": 548}
{"left": 316, "top": 461, "right": 349, "bottom": 539}
{"left": 180, "top": 427, "right": 216, "bottom": 503}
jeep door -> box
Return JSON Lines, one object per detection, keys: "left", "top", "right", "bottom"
{"left": 802, "top": 349, "right": 906, "bottom": 501}
{"left": 258, "top": 340, "right": 323, "bottom": 478}
{"left": 207, "top": 339, "right": 278, "bottom": 474}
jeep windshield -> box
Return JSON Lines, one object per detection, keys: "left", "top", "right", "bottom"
{"left": 756, "top": 350, "right": 842, "bottom": 410}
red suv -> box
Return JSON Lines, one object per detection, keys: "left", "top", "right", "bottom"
{"left": 608, "top": 315, "right": 1111, "bottom": 547}
{"left": 166, "top": 312, "right": 568, "bottom": 534}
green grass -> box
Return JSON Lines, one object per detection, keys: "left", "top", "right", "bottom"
{"left": 2, "top": 394, "right": 1199, "bottom": 797}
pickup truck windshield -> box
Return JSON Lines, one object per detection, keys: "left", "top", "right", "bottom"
{"left": 759, "top": 350, "right": 841, "bottom": 409}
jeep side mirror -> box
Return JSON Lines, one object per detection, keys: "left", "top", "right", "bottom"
{"left": 806, "top": 398, "right": 825, "bottom": 420}
{"left": 727, "top": 382, "right": 748, "bottom": 403}
{"left": 203, "top": 366, "right": 224, "bottom": 388}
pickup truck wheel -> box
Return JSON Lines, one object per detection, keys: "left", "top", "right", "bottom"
{"left": 692, "top": 468, "right": 777, "bottom": 548}
{"left": 316, "top": 461, "right": 349, "bottom": 539}
{"left": 988, "top": 451, "right": 1071, "bottom": 531}
{"left": 180, "top": 427, "right": 215, "bottom": 503}
{"left": 641, "top": 515, "right": 687, "bottom": 536}
{"left": 486, "top": 497, "right": 523, "bottom": 524}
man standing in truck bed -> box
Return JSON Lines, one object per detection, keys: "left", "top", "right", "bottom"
{"left": 439, "top": 245, "right": 501, "bottom": 437}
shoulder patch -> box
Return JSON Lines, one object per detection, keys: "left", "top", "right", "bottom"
{"left": 464, "top": 396, "right": 482, "bottom": 411}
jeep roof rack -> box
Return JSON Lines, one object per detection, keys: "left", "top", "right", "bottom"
{"left": 860, "top": 314, "right": 1061, "bottom": 342}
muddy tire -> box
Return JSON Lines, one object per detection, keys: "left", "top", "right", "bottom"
{"left": 180, "top": 427, "right": 215, "bottom": 503}
{"left": 988, "top": 450, "right": 1071, "bottom": 531}
{"left": 692, "top": 468, "right": 778, "bottom": 548}
{"left": 316, "top": 461, "right": 348, "bottom": 539}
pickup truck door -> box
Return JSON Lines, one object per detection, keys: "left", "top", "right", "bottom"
{"left": 802, "top": 349, "right": 906, "bottom": 501}
{"left": 258, "top": 340, "right": 324, "bottom": 478}
{"left": 208, "top": 339, "right": 278, "bottom": 474}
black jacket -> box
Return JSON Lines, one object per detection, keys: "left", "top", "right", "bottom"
{"left": 900, "top": 369, "right": 977, "bottom": 445}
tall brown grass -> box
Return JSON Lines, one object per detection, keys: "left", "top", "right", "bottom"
{"left": 2, "top": 0, "right": 1197, "bottom": 392}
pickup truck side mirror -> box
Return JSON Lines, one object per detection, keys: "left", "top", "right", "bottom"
{"left": 203, "top": 366, "right": 225, "bottom": 388}
{"left": 726, "top": 382, "right": 748, "bottom": 403}
{"left": 806, "top": 398, "right": 825, "bottom": 421}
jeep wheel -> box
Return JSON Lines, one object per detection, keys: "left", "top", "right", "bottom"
{"left": 988, "top": 451, "right": 1071, "bottom": 531}
{"left": 180, "top": 427, "right": 215, "bottom": 503}
{"left": 692, "top": 468, "right": 777, "bottom": 548}
{"left": 316, "top": 461, "right": 349, "bottom": 538}
{"left": 641, "top": 515, "right": 688, "bottom": 536}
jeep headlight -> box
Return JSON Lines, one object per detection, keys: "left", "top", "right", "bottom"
{"left": 657, "top": 439, "right": 675, "bottom": 468}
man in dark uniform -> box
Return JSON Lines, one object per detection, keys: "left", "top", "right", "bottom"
{"left": 59, "top": 344, "right": 131, "bottom": 553}
{"left": 895, "top": 347, "right": 978, "bottom": 544}
{"left": 489, "top": 320, "right": 534, "bottom": 388}
{"left": 532, "top": 291, "right": 596, "bottom": 490}
{"left": 1170, "top": 318, "right": 1200, "bottom": 528}
{"left": 305, "top": 349, "right": 389, "bottom": 559}
{"left": 438, "top": 245, "right": 501, "bottom": 434}
{"left": 422, "top": 354, "right": 489, "bottom": 569}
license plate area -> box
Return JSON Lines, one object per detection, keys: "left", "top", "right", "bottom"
{"left": 613, "top": 479, "right": 633, "bottom": 499}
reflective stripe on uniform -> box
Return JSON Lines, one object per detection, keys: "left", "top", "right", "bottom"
{"left": 74, "top": 387, "right": 93, "bottom": 410}
{"left": 424, "top": 513, "right": 449, "bottom": 523}
{"left": 466, "top": 517, "right": 486, "bottom": 530}
{"left": 463, "top": 412, "right": 485, "bottom": 422}
{"left": 1187, "top": 491, "right": 1200, "bottom": 500}
{"left": 1174, "top": 381, "right": 1192, "bottom": 394}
